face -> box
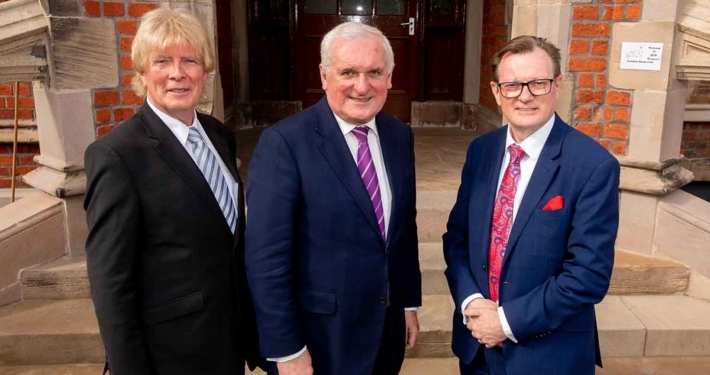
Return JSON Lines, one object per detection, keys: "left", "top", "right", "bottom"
{"left": 139, "top": 44, "right": 207, "bottom": 125}
{"left": 490, "top": 47, "right": 561, "bottom": 143}
{"left": 320, "top": 35, "right": 392, "bottom": 125}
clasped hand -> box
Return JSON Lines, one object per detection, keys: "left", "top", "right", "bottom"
{"left": 464, "top": 298, "right": 506, "bottom": 348}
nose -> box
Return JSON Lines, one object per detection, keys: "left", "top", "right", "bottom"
{"left": 168, "top": 61, "right": 186, "bottom": 80}
{"left": 517, "top": 84, "right": 534, "bottom": 102}
{"left": 353, "top": 73, "right": 369, "bottom": 94}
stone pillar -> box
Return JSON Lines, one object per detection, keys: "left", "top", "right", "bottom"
{"left": 609, "top": 0, "right": 694, "bottom": 256}
{"left": 22, "top": 83, "right": 95, "bottom": 257}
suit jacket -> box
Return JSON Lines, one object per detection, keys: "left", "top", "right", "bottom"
{"left": 244, "top": 97, "right": 421, "bottom": 375}
{"left": 84, "top": 103, "right": 259, "bottom": 375}
{"left": 443, "top": 114, "right": 619, "bottom": 375}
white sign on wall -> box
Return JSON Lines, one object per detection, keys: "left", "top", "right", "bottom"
{"left": 620, "top": 42, "right": 663, "bottom": 71}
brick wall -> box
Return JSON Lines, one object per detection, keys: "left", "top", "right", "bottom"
{"left": 479, "top": 0, "right": 508, "bottom": 112}
{"left": 84, "top": 1, "right": 157, "bottom": 137}
{"left": 568, "top": 1, "right": 642, "bottom": 156}
{"left": 682, "top": 122, "right": 710, "bottom": 158}
{"left": 0, "top": 82, "right": 39, "bottom": 187}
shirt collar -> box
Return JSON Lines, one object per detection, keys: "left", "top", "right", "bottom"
{"left": 147, "top": 98, "right": 200, "bottom": 145}
{"left": 504, "top": 113, "right": 556, "bottom": 162}
{"left": 333, "top": 113, "right": 379, "bottom": 138}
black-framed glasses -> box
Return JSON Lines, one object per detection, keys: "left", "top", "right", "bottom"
{"left": 496, "top": 79, "right": 555, "bottom": 98}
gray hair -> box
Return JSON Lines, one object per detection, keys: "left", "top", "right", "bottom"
{"left": 320, "top": 22, "right": 395, "bottom": 73}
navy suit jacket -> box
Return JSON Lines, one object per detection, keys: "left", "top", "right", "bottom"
{"left": 245, "top": 97, "right": 421, "bottom": 375}
{"left": 443, "top": 114, "right": 619, "bottom": 375}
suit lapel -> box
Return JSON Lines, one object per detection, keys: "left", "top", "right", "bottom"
{"left": 314, "top": 98, "right": 384, "bottom": 242}
{"left": 138, "top": 104, "right": 228, "bottom": 226}
{"left": 503, "top": 116, "right": 565, "bottom": 266}
{"left": 375, "top": 113, "right": 400, "bottom": 248}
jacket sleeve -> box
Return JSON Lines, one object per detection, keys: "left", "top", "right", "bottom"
{"left": 502, "top": 156, "right": 619, "bottom": 343}
{"left": 403, "top": 126, "right": 422, "bottom": 308}
{"left": 84, "top": 142, "right": 152, "bottom": 374}
{"left": 244, "top": 127, "right": 305, "bottom": 358}
{"left": 443, "top": 141, "right": 484, "bottom": 309}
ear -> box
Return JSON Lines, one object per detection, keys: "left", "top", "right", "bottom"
{"left": 553, "top": 75, "right": 562, "bottom": 100}
{"left": 490, "top": 81, "right": 502, "bottom": 107}
{"left": 319, "top": 64, "right": 328, "bottom": 91}
{"left": 386, "top": 71, "right": 393, "bottom": 90}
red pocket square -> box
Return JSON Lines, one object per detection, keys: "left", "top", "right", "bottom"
{"left": 543, "top": 195, "right": 564, "bottom": 211}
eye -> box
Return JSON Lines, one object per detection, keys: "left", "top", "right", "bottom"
{"left": 369, "top": 70, "right": 382, "bottom": 77}
{"left": 340, "top": 70, "right": 355, "bottom": 77}
{"left": 501, "top": 82, "right": 521, "bottom": 91}
{"left": 184, "top": 57, "right": 200, "bottom": 64}
{"left": 153, "top": 58, "right": 169, "bottom": 65}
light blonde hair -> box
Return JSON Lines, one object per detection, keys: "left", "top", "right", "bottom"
{"left": 320, "top": 22, "right": 395, "bottom": 74}
{"left": 131, "top": 8, "right": 215, "bottom": 97}
{"left": 490, "top": 35, "right": 561, "bottom": 82}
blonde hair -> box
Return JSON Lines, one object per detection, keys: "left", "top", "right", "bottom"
{"left": 490, "top": 35, "right": 561, "bottom": 82}
{"left": 321, "top": 22, "right": 395, "bottom": 74}
{"left": 130, "top": 8, "right": 215, "bottom": 97}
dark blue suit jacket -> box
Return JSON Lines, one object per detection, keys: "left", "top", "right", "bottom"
{"left": 245, "top": 97, "right": 421, "bottom": 375}
{"left": 443, "top": 114, "right": 619, "bottom": 375}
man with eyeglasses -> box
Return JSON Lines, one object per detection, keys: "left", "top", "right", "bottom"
{"left": 443, "top": 36, "right": 620, "bottom": 375}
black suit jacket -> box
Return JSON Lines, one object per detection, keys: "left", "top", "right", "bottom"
{"left": 84, "top": 103, "right": 259, "bottom": 375}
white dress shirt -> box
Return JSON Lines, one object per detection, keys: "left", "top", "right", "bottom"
{"left": 146, "top": 99, "right": 239, "bottom": 220}
{"left": 460, "top": 114, "right": 555, "bottom": 343}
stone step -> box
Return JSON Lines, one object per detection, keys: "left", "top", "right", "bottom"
{"left": 413, "top": 294, "right": 710, "bottom": 359}
{"left": 419, "top": 246, "right": 690, "bottom": 296}
{"left": 416, "top": 191, "right": 456, "bottom": 243}
{"left": 20, "top": 256, "right": 90, "bottom": 300}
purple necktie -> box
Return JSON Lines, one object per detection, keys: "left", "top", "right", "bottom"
{"left": 352, "top": 126, "right": 386, "bottom": 241}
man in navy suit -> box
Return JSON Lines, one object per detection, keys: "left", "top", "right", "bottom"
{"left": 245, "top": 22, "right": 421, "bottom": 375}
{"left": 443, "top": 36, "right": 620, "bottom": 375}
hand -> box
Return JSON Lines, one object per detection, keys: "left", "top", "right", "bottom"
{"left": 466, "top": 308, "right": 506, "bottom": 348}
{"left": 276, "top": 349, "right": 313, "bottom": 375}
{"left": 404, "top": 311, "right": 420, "bottom": 349}
{"left": 463, "top": 298, "right": 497, "bottom": 319}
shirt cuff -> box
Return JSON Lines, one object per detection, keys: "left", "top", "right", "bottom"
{"left": 497, "top": 306, "right": 517, "bottom": 343}
{"left": 404, "top": 307, "right": 418, "bottom": 312}
{"left": 461, "top": 293, "right": 483, "bottom": 325}
{"left": 267, "top": 346, "right": 307, "bottom": 362}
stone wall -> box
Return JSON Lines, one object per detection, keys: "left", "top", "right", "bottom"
{"left": 567, "top": 1, "right": 642, "bottom": 156}
{"left": 0, "top": 81, "right": 39, "bottom": 187}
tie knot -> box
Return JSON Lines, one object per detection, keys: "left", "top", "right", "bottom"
{"left": 508, "top": 144, "right": 526, "bottom": 165}
{"left": 352, "top": 126, "right": 369, "bottom": 143}
{"left": 187, "top": 126, "right": 203, "bottom": 144}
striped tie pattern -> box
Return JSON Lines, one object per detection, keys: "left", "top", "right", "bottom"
{"left": 187, "top": 126, "right": 236, "bottom": 233}
{"left": 488, "top": 144, "right": 526, "bottom": 302}
{"left": 352, "top": 126, "right": 386, "bottom": 241}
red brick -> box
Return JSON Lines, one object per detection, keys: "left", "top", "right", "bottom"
{"left": 121, "top": 55, "right": 133, "bottom": 70}
{"left": 7, "top": 97, "right": 35, "bottom": 109}
{"left": 0, "top": 156, "right": 11, "bottom": 165}
{"left": 17, "top": 144, "right": 40, "bottom": 154}
{"left": 598, "top": 139, "right": 612, "bottom": 150}
{"left": 14, "top": 166, "right": 36, "bottom": 175}
{"left": 568, "top": 57, "right": 607, "bottom": 72}
{"left": 570, "top": 40, "right": 590, "bottom": 55}
{"left": 701, "top": 149, "right": 710, "bottom": 157}
{"left": 611, "top": 141, "right": 627, "bottom": 155}
{"left": 573, "top": 6, "right": 599, "bottom": 20}
{"left": 592, "top": 41, "right": 609, "bottom": 55}
{"left": 0, "top": 85, "right": 11, "bottom": 96}
{"left": 576, "top": 123, "right": 602, "bottom": 137}
{"left": 603, "top": 5, "right": 624, "bottom": 20}
{"left": 128, "top": 3, "right": 157, "bottom": 17}
{"left": 103, "top": 2, "right": 124, "bottom": 16}
{"left": 572, "top": 23, "right": 611, "bottom": 38}
{"left": 18, "top": 83, "right": 32, "bottom": 96}
{"left": 117, "top": 20, "right": 137, "bottom": 35}
{"left": 17, "top": 110, "right": 33, "bottom": 120}
{"left": 577, "top": 90, "right": 605, "bottom": 104}
{"left": 19, "top": 155, "right": 36, "bottom": 166}
{"left": 604, "top": 124, "right": 629, "bottom": 140}
{"left": 0, "top": 179, "right": 12, "bottom": 188}
{"left": 120, "top": 37, "right": 134, "bottom": 53}
{"left": 615, "top": 107, "right": 630, "bottom": 123}
{"left": 95, "top": 109, "right": 111, "bottom": 124}
{"left": 627, "top": 5, "right": 641, "bottom": 21}
{"left": 122, "top": 74, "right": 134, "bottom": 88}
{"left": 577, "top": 73, "right": 594, "bottom": 88}
{"left": 94, "top": 90, "right": 120, "bottom": 106}
{"left": 83, "top": 0, "right": 100, "bottom": 17}
{"left": 596, "top": 74, "right": 606, "bottom": 88}
{"left": 97, "top": 125, "right": 116, "bottom": 138}
{"left": 607, "top": 90, "right": 631, "bottom": 105}
{"left": 122, "top": 90, "right": 143, "bottom": 105}
{"left": 113, "top": 107, "right": 135, "bottom": 122}
{"left": 0, "top": 109, "right": 13, "bottom": 119}
{"left": 575, "top": 107, "right": 592, "bottom": 121}
{"left": 0, "top": 98, "right": 5, "bottom": 108}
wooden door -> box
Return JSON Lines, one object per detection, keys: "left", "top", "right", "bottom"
{"left": 295, "top": 0, "right": 419, "bottom": 122}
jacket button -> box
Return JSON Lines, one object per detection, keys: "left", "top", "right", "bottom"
{"left": 379, "top": 297, "right": 386, "bottom": 304}
{"left": 482, "top": 264, "right": 487, "bottom": 271}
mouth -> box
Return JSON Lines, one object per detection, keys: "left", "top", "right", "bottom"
{"left": 349, "top": 96, "right": 372, "bottom": 103}
{"left": 167, "top": 88, "right": 191, "bottom": 94}
{"left": 516, "top": 108, "right": 537, "bottom": 113}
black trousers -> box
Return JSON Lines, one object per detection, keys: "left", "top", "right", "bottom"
{"left": 459, "top": 346, "right": 507, "bottom": 375}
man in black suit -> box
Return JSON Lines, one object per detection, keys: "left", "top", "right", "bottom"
{"left": 84, "top": 8, "right": 258, "bottom": 375}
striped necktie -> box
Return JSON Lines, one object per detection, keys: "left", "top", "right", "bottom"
{"left": 187, "top": 126, "right": 237, "bottom": 233}
{"left": 352, "top": 126, "right": 386, "bottom": 241}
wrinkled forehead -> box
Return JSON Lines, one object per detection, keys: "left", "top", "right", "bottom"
{"left": 331, "top": 36, "right": 386, "bottom": 67}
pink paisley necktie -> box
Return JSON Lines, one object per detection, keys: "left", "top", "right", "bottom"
{"left": 488, "top": 144, "right": 526, "bottom": 302}
{"left": 352, "top": 126, "right": 386, "bottom": 241}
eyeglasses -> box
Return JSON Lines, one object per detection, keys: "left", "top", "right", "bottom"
{"left": 496, "top": 79, "right": 555, "bottom": 99}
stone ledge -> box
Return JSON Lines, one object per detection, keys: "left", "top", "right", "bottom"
{"left": 0, "top": 192, "right": 62, "bottom": 237}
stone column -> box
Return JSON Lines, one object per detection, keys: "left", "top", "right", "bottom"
{"left": 22, "top": 83, "right": 95, "bottom": 257}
